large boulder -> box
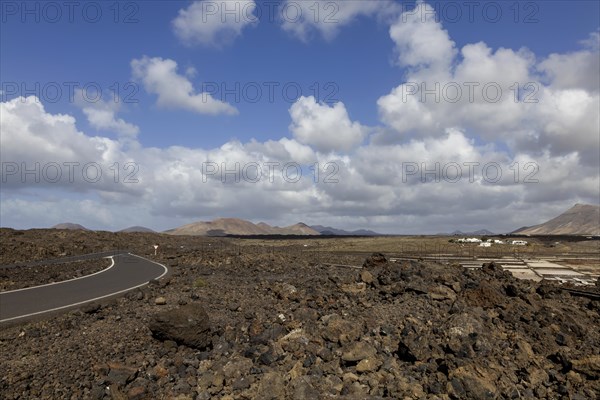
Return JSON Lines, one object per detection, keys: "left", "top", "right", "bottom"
{"left": 148, "top": 303, "right": 212, "bottom": 350}
{"left": 362, "top": 252, "right": 387, "bottom": 268}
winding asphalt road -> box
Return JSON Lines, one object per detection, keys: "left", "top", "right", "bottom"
{"left": 0, "top": 253, "right": 168, "bottom": 323}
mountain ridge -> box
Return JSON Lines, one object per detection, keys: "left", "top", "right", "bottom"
{"left": 512, "top": 204, "right": 599, "bottom": 235}
{"left": 310, "top": 225, "right": 382, "bottom": 236}
{"left": 118, "top": 226, "right": 156, "bottom": 233}
{"left": 166, "top": 218, "right": 321, "bottom": 236}
{"left": 51, "top": 223, "right": 88, "bottom": 231}
{"left": 442, "top": 229, "right": 495, "bottom": 236}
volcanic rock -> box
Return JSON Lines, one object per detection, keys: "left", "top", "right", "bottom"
{"left": 148, "top": 303, "right": 212, "bottom": 350}
{"left": 362, "top": 252, "right": 387, "bottom": 268}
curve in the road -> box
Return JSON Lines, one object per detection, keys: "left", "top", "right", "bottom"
{"left": 0, "top": 253, "right": 168, "bottom": 323}
{"left": 1, "top": 256, "right": 118, "bottom": 294}
{"left": 0, "top": 250, "right": 130, "bottom": 269}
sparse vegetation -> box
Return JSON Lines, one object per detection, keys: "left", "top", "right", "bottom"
{"left": 193, "top": 277, "right": 206, "bottom": 287}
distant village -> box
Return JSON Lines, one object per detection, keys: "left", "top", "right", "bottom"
{"left": 451, "top": 238, "right": 528, "bottom": 247}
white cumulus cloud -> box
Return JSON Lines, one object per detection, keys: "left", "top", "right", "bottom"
{"left": 75, "top": 91, "right": 139, "bottom": 138}
{"left": 173, "top": 0, "right": 257, "bottom": 47}
{"left": 289, "top": 96, "right": 367, "bottom": 153}
{"left": 131, "top": 56, "right": 238, "bottom": 116}
{"left": 279, "top": 0, "right": 398, "bottom": 42}
{"left": 376, "top": 2, "right": 599, "bottom": 167}
{"left": 1, "top": 94, "right": 598, "bottom": 233}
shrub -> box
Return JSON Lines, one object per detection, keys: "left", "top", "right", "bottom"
{"left": 193, "top": 278, "right": 207, "bottom": 287}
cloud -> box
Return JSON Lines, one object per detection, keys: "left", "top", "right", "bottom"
{"left": 75, "top": 91, "right": 139, "bottom": 138}
{"left": 82, "top": 107, "right": 139, "bottom": 137}
{"left": 538, "top": 32, "right": 600, "bottom": 92}
{"left": 376, "top": 3, "right": 599, "bottom": 167}
{"left": 289, "top": 96, "right": 366, "bottom": 153}
{"left": 0, "top": 96, "right": 142, "bottom": 196}
{"left": 131, "top": 56, "right": 238, "bottom": 116}
{"left": 2, "top": 95, "right": 597, "bottom": 234}
{"left": 279, "top": 0, "right": 398, "bottom": 42}
{"left": 389, "top": 0, "right": 456, "bottom": 73}
{"left": 172, "top": 0, "right": 257, "bottom": 47}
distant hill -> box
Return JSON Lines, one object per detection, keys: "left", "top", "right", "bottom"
{"left": 512, "top": 204, "right": 600, "bottom": 235}
{"left": 51, "top": 223, "right": 88, "bottom": 230}
{"left": 118, "top": 226, "right": 155, "bottom": 233}
{"left": 447, "top": 229, "right": 495, "bottom": 236}
{"left": 166, "top": 218, "right": 320, "bottom": 236}
{"left": 284, "top": 223, "right": 321, "bottom": 236}
{"left": 310, "top": 225, "right": 381, "bottom": 236}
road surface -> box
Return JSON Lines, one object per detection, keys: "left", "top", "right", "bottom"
{"left": 0, "top": 253, "right": 168, "bottom": 323}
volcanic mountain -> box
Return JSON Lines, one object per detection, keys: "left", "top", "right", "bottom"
{"left": 51, "top": 223, "right": 88, "bottom": 231}
{"left": 165, "top": 218, "right": 320, "bottom": 236}
{"left": 445, "top": 229, "right": 495, "bottom": 236}
{"left": 118, "top": 226, "right": 156, "bottom": 233}
{"left": 310, "top": 225, "right": 381, "bottom": 236}
{"left": 513, "top": 204, "right": 600, "bottom": 235}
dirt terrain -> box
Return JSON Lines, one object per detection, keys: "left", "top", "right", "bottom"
{"left": 0, "top": 229, "right": 599, "bottom": 399}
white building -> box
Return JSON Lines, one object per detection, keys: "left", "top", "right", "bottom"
{"left": 511, "top": 240, "right": 528, "bottom": 246}
{"left": 456, "top": 238, "right": 483, "bottom": 243}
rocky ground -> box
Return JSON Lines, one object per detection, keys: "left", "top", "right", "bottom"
{"left": 0, "top": 228, "right": 187, "bottom": 265}
{"left": 0, "top": 230, "right": 599, "bottom": 399}
{"left": 0, "top": 259, "right": 112, "bottom": 291}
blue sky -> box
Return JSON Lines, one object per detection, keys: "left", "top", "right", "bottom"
{"left": 1, "top": 1, "right": 599, "bottom": 233}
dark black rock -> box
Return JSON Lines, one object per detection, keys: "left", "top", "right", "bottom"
{"left": 148, "top": 303, "right": 212, "bottom": 350}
